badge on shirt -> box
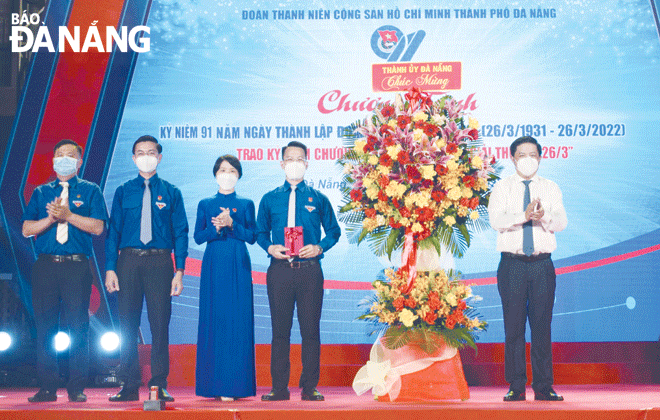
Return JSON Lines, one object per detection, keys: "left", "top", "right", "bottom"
{"left": 72, "top": 200, "right": 83, "bottom": 208}
{"left": 156, "top": 201, "right": 167, "bottom": 210}
{"left": 305, "top": 205, "right": 316, "bottom": 212}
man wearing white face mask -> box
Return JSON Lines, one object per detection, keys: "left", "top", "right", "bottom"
{"left": 488, "top": 136, "right": 567, "bottom": 402}
{"left": 22, "top": 139, "right": 107, "bottom": 402}
{"left": 105, "top": 135, "right": 189, "bottom": 402}
{"left": 256, "top": 141, "right": 341, "bottom": 402}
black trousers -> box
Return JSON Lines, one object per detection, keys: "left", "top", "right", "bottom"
{"left": 116, "top": 251, "right": 173, "bottom": 389}
{"left": 266, "top": 260, "right": 324, "bottom": 392}
{"left": 31, "top": 254, "right": 92, "bottom": 393}
{"left": 497, "top": 253, "right": 556, "bottom": 393}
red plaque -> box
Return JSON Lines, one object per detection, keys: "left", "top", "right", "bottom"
{"left": 284, "top": 226, "right": 303, "bottom": 256}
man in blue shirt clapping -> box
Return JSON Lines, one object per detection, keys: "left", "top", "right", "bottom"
{"left": 22, "top": 139, "right": 107, "bottom": 403}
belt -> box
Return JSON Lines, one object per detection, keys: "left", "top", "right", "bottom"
{"left": 502, "top": 252, "right": 551, "bottom": 263}
{"left": 272, "top": 259, "right": 319, "bottom": 269}
{"left": 122, "top": 247, "right": 170, "bottom": 256}
{"left": 40, "top": 254, "right": 87, "bottom": 263}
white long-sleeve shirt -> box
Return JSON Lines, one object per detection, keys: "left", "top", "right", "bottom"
{"left": 488, "top": 173, "right": 567, "bottom": 254}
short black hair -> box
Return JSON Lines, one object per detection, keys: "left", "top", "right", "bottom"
{"left": 213, "top": 154, "right": 242, "bottom": 178}
{"left": 132, "top": 135, "right": 162, "bottom": 154}
{"left": 281, "top": 141, "right": 308, "bottom": 159}
{"left": 53, "top": 139, "right": 82, "bottom": 157}
{"left": 510, "top": 136, "right": 542, "bottom": 156}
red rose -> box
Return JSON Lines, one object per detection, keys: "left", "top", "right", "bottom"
{"left": 435, "top": 164, "right": 448, "bottom": 176}
{"left": 421, "top": 179, "right": 434, "bottom": 189}
{"left": 398, "top": 151, "right": 411, "bottom": 165}
{"left": 379, "top": 124, "right": 393, "bottom": 135}
{"left": 397, "top": 115, "right": 411, "bottom": 129}
{"left": 405, "top": 297, "right": 416, "bottom": 308}
{"left": 381, "top": 105, "right": 395, "bottom": 118}
{"left": 364, "top": 208, "right": 377, "bottom": 218}
{"left": 392, "top": 198, "right": 401, "bottom": 209}
{"left": 378, "top": 190, "right": 388, "bottom": 202}
{"left": 378, "top": 175, "right": 390, "bottom": 188}
{"left": 432, "top": 191, "right": 446, "bottom": 202}
{"left": 428, "top": 292, "right": 441, "bottom": 311}
{"left": 468, "top": 128, "right": 479, "bottom": 140}
{"left": 424, "top": 311, "right": 438, "bottom": 325}
{"left": 416, "top": 207, "right": 434, "bottom": 222}
{"left": 462, "top": 175, "right": 475, "bottom": 188}
{"left": 445, "top": 317, "right": 457, "bottom": 330}
{"left": 469, "top": 197, "right": 480, "bottom": 209}
{"left": 460, "top": 198, "right": 470, "bottom": 208}
{"left": 400, "top": 207, "right": 411, "bottom": 218}
{"left": 406, "top": 166, "right": 422, "bottom": 183}
{"left": 379, "top": 154, "right": 392, "bottom": 167}
{"left": 393, "top": 297, "right": 405, "bottom": 311}
{"left": 457, "top": 300, "right": 467, "bottom": 311}
{"left": 389, "top": 217, "right": 402, "bottom": 229}
{"left": 446, "top": 143, "right": 458, "bottom": 154}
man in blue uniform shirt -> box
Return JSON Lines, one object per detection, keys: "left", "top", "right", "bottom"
{"left": 22, "top": 139, "right": 107, "bottom": 403}
{"left": 105, "top": 135, "right": 188, "bottom": 402}
{"left": 256, "top": 141, "right": 341, "bottom": 402}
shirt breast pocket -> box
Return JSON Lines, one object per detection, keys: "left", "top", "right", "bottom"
{"left": 300, "top": 202, "right": 321, "bottom": 226}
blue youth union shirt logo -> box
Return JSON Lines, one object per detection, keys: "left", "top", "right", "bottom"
{"left": 371, "top": 25, "right": 425, "bottom": 62}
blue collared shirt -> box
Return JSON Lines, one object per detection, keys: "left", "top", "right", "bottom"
{"left": 22, "top": 176, "right": 108, "bottom": 257}
{"left": 256, "top": 180, "right": 341, "bottom": 259}
{"left": 105, "top": 173, "right": 189, "bottom": 271}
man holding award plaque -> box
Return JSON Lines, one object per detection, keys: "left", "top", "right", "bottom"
{"left": 256, "top": 141, "right": 341, "bottom": 402}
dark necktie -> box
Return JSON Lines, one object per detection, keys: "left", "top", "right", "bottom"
{"left": 522, "top": 180, "right": 533, "bottom": 256}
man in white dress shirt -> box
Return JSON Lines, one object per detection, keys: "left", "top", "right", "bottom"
{"left": 488, "top": 136, "right": 567, "bottom": 402}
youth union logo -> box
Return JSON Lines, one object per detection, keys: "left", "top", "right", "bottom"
{"left": 370, "top": 25, "right": 425, "bottom": 62}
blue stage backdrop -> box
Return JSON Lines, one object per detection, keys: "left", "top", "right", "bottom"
{"left": 4, "top": 0, "right": 660, "bottom": 347}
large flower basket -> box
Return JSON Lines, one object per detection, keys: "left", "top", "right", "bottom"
{"left": 338, "top": 88, "right": 497, "bottom": 402}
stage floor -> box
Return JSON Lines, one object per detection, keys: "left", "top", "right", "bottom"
{"left": 1, "top": 385, "right": 659, "bottom": 420}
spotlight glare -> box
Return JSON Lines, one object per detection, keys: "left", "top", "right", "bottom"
{"left": 54, "top": 332, "right": 70, "bottom": 352}
{"left": 0, "top": 331, "right": 12, "bottom": 351}
{"left": 100, "top": 332, "right": 120, "bottom": 352}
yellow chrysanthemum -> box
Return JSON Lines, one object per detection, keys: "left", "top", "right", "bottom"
{"left": 420, "top": 165, "right": 436, "bottom": 180}
{"left": 468, "top": 116, "right": 480, "bottom": 130}
{"left": 444, "top": 215, "right": 456, "bottom": 227}
{"left": 447, "top": 187, "right": 462, "bottom": 201}
{"left": 470, "top": 211, "right": 480, "bottom": 220}
{"left": 471, "top": 155, "right": 483, "bottom": 169}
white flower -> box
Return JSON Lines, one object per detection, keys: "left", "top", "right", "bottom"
{"left": 398, "top": 308, "right": 419, "bottom": 327}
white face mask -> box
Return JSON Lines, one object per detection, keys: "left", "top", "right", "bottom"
{"left": 53, "top": 156, "right": 78, "bottom": 176}
{"left": 135, "top": 155, "right": 158, "bottom": 173}
{"left": 515, "top": 156, "right": 539, "bottom": 178}
{"left": 216, "top": 172, "right": 238, "bottom": 191}
{"left": 284, "top": 161, "right": 306, "bottom": 180}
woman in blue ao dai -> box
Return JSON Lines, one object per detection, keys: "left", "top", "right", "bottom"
{"left": 194, "top": 155, "right": 256, "bottom": 400}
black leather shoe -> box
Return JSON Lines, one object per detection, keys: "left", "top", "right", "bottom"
{"left": 157, "top": 388, "right": 174, "bottom": 402}
{"left": 261, "top": 389, "right": 290, "bottom": 401}
{"left": 68, "top": 391, "right": 87, "bottom": 402}
{"left": 503, "top": 390, "right": 526, "bottom": 401}
{"left": 534, "top": 389, "right": 564, "bottom": 401}
{"left": 109, "top": 387, "right": 139, "bottom": 402}
{"left": 301, "top": 388, "right": 324, "bottom": 401}
{"left": 28, "top": 389, "right": 57, "bottom": 402}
